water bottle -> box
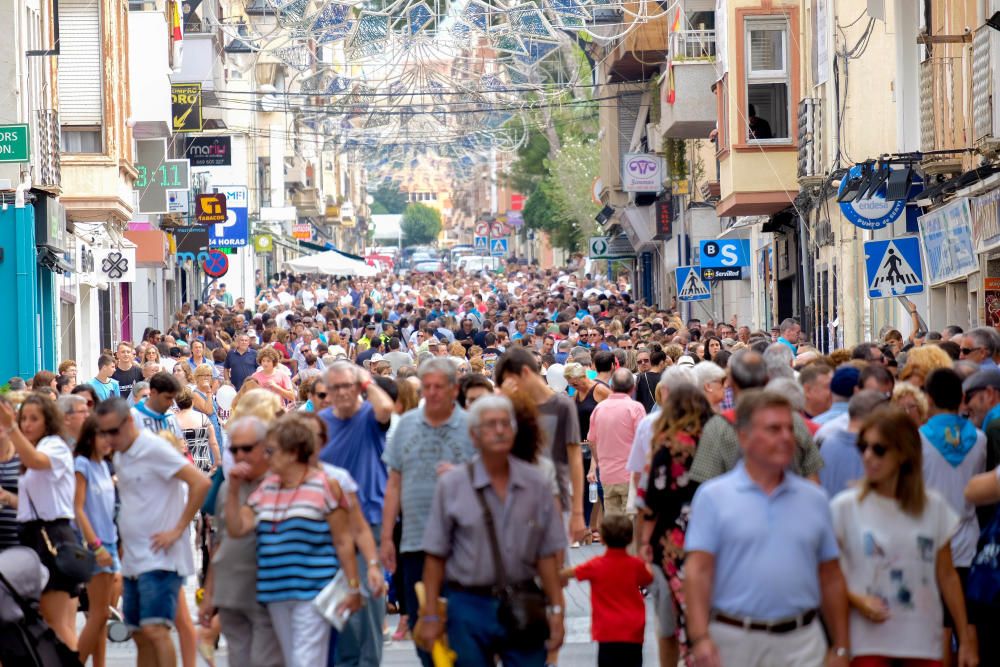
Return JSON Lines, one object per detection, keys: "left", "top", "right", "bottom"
{"left": 589, "top": 482, "right": 599, "bottom": 504}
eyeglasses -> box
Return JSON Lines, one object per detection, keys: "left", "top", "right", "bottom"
{"left": 314, "top": 391, "right": 327, "bottom": 399}
{"left": 97, "top": 415, "right": 130, "bottom": 437}
{"left": 856, "top": 441, "right": 889, "bottom": 457}
{"left": 961, "top": 347, "right": 983, "bottom": 356}
{"left": 475, "top": 418, "right": 515, "bottom": 432}
{"left": 229, "top": 442, "right": 259, "bottom": 455}
{"left": 67, "top": 409, "right": 90, "bottom": 416}
{"left": 637, "top": 358, "right": 651, "bottom": 365}
{"left": 329, "top": 382, "right": 355, "bottom": 393}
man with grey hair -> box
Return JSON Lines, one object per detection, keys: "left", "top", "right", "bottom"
{"left": 690, "top": 350, "right": 823, "bottom": 484}
{"left": 763, "top": 343, "right": 795, "bottom": 380}
{"left": 380, "top": 357, "right": 474, "bottom": 665}
{"left": 961, "top": 327, "right": 1000, "bottom": 370}
{"left": 318, "top": 360, "right": 394, "bottom": 666}
{"left": 776, "top": 317, "right": 801, "bottom": 355}
{"left": 588, "top": 367, "right": 646, "bottom": 515}
{"left": 199, "top": 416, "right": 283, "bottom": 667}
{"left": 58, "top": 394, "right": 89, "bottom": 446}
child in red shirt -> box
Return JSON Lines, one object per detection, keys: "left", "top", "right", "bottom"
{"left": 563, "top": 514, "right": 653, "bottom": 666}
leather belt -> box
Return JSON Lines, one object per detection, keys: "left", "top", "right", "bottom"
{"left": 445, "top": 581, "right": 495, "bottom": 597}
{"left": 711, "top": 608, "right": 817, "bottom": 634}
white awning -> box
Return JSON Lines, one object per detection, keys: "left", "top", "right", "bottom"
{"left": 283, "top": 250, "right": 377, "bottom": 277}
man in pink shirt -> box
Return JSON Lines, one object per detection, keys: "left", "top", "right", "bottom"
{"left": 588, "top": 368, "right": 648, "bottom": 515}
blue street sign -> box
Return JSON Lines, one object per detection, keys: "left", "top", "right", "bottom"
{"left": 210, "top": 185, "right": 248, "bottom": 247}
{"left": 675, "top": 265, "right": 711, "bottom": 301}
{"left": 700, "top": 239, "right": 751, "bottom": 268}
{"left": 490, "top": 238, "right": 508, "bottom": 257}
{"left": 864, "top": 236, "right": 924, "bottom": 299}
{"left": 474, "top": 236, "right": 488, "bottom": 253}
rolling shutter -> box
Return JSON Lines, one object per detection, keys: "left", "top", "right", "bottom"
{"left": 58, "top": 0, "right": 103, "bottom": 125}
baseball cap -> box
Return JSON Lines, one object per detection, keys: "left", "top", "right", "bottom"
{"left": 830, "top": 366, "right": 861, "bottom": 398}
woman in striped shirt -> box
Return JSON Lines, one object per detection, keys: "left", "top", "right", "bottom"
{"left": 225, "top": 413, "right": 362, "bottom": 667}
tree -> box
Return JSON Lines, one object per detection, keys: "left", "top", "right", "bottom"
{"left": 401, "top": 203, "right": 442, "bottom": 246}
{"left": 369, "top": 182, "right": 407, "bottom": 215}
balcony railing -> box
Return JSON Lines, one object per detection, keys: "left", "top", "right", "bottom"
{"left": 920, "top": 56, "right": 968, "bottom": 170}
{"left": 36, "top": 109, "right": 61, "bottom": 190}
{"left": 670, "top": 29, "right": 716, "bottom": 61}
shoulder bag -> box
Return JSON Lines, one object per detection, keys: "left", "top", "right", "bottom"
{"left": 24, "top": 487, "right": 94, "bottom": 587}
{"left": 467, "top": 463, "right": 549, "bottom": 649}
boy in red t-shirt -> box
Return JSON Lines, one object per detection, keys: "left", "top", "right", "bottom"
{"left": 562, "top": 514, "right": 653, "bottom": 666}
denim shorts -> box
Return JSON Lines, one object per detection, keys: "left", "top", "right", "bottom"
{"left": 123, "top": 570, "right": 183, "bottom": 629}
{"left": 94, "top": 541, "right": 122, "bottom": 575}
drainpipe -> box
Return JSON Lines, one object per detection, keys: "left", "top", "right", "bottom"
{"left": 14, "top": 173, "right": 37, "bottom": 377}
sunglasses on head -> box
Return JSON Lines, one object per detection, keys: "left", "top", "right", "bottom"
{"left": 856, "top": 440, "right": 889, "bottom": 457}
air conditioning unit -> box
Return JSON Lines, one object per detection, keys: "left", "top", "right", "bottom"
{"left": 972, "top": 25, "right": 1000, "bottom": 155}
{"left": 797, "top": 98, "right": 823, "bottom": 184}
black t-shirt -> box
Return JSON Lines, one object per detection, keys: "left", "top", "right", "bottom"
{"left": 112, "top": 365, "right": 144, "bottom": 399}
{"left": 635, "top": 371, "right": 661, "bottom": 414}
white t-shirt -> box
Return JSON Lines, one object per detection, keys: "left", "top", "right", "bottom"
{"left": 831, "top": 488, "right": 958, "bottom": 660}
{"left": 115, "top": 430, "right": 194, "bottom": 577}
{"left": 17, "top": 435, "right": 75, "bottom": 521}
{"left": 921, "top": 432, "right": 987, "bottom": 566}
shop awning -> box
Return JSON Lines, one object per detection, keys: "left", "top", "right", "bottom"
{"left": 37, "top": 245, "right": 73, "bottom": 274}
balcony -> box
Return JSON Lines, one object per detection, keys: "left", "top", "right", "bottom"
{"left": 36, "top": 110, "right": 61, "bottom": 192}
{"left": 658, "top": 30, "right": 716, "bottom": 138}
{"left": 285, "top": 157, "right": 308, "bottom": 187}
{"left": 972, "top": 25, "right": 1000, "bottom": 156}
{"left": 292, "top": 187, "right": 323, "bottom": 217}
{"left": 606, "top": 3, "right": 669, "bottom": 82}
{"left": 920, "top": 56, "right": 968, "bottom": 174}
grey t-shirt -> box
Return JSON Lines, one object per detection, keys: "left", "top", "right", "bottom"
{"left": 537, "top": 392, "right": 581, "bottom": 511}
{"left": 383, "top": 405, "right": 475, "bottom": 552}
{"left": 212, "top": 478, "right": 262, "bottom": 610}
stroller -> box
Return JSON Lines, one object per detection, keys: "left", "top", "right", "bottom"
{"left": 0, "top": 546, "right": 81, "bottom": 666}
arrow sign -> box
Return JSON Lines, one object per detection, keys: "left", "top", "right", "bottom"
{"left": 171, "top": 83, "right": 203, "bottom": 133}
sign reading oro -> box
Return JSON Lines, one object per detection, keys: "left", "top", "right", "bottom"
{"left": 171, "top": 83, "right": 203, "bottom": 133}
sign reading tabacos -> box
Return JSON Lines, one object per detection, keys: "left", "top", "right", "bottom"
{"left": 621, "top": 153, "right": 665, "bottom": 193}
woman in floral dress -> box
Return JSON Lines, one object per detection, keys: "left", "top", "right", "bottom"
{"left": 638, "top": 383, "right": 713, "bottom": 666}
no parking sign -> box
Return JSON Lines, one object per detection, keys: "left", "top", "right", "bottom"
{"left": 202, "top": 250, "right": 229, "bottom": 278}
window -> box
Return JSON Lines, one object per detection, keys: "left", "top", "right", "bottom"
{"left": 61, "top": 127, "right": 103, "bottom": 153}
{"left": 745, "top": 17, "right": 790, "bottom": 141}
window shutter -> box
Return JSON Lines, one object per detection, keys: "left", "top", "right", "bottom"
{"left": 58, "top": 0, "right": 103, "bottom": 126}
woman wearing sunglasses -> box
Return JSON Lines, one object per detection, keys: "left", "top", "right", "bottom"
{"left": 830, "top": 405, "right": 977, "bottom": 667}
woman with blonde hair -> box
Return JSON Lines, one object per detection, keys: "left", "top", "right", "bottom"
{"left": 143, "top": 345, "right": 162, "bottom": 364}
{"left": 831, "top": 405, "right": 976, "bottom": 666}
{"left": 899, "top": 344, "right": 953, "bottom": 389}
{"left": 229, "top": 388, "right": 283, "bottom": 424}
{"left": 230, "top": 377, "right": 262, "bottom": 413}
{"left": 891, "top": 381, "right": 930, "bottom": 426}
{"left": 173, "top": 361, "right": 195, "bottom": 387}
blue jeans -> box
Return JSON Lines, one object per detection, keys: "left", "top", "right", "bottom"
{"left": 332, "top": 523, "right": 385, "bottom": 667}
{"left": 444, "top": 589, "right": 547, "bottom": 667}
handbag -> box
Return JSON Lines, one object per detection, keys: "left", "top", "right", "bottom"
{"left": 24, "top": 488, "right": 95, "bottom": 587}
{"left": 968, "top": 509, "right": 1000, "bottom": 608}
{"left": 467, "top": 463, "right": 549, "bottom": 649}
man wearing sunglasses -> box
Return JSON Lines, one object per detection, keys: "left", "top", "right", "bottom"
{"left": 199, "top": 416, "right": 283, "bottom": 667}
{"left": 95, "top": 398, "right": 210, "bottom": 667}
{"left": 958, "top": 327, "right": 1000, "bottom": 371}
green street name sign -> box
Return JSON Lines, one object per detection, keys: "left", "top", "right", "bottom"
{"left": 0, "top": 124, "right": 30, "bottom": 163}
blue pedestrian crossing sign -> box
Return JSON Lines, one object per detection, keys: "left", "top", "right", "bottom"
{"left": 490, "top": 238, "right": 508, "bottom": 256}
{"left": 474, "top": 236, "right": 488, "bottom": 253}
{"left": 864, "top": 237, "right": 924, "bottom": 299}
{"left": 676, "top": 265, "right": 711, "bottom": 301}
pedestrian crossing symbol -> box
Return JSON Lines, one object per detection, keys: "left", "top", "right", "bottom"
{"left": 864, "top": 237, "right": 924, "bottom": 299}
{"left": 676, "top": 265, "right": 711, "bottom": 301}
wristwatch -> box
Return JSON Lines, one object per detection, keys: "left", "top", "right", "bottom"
{"left": 545, "top": 604, "right": 563, "bottom": 616}
{"left": 833, "top": 647, "right": 849, "bottom": 658}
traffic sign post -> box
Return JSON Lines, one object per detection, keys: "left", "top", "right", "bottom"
{"left": 864, "top": 237, "right": 924, "bottom": 298}
{"left": 675, "top": 266, "right": 711, "bottom": 301}
{"left": 201, "top": 250, "right": 229, "bottom": 278}
{"left": 474, "top": 236, "right": 489, "bottom": 254}
{"left": 490, "top": 238, "right": 508, "bottom": 257}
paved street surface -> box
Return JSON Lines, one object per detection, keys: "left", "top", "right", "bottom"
{"left": 98, "top": 543, "right": 661, "bottom": 666}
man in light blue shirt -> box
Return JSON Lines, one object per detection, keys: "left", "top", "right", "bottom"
{"left": 813, "top": 366, "right": 859, "bottom": 426}
{"left": 683, "top": 389, "right": 850, "bottom": 667}
{"left": 776, "top": 317, "right": 800, "bottom": 356}
{"left": 819, "top": 390, "right": 887, "bottom": 497}
{"left": 959, "top": 327, "right": 1000, "bottom": 371}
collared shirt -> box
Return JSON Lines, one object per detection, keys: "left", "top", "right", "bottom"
{"left": 981, "top": 358, "right": 1000, "bottom": 371}
{"left": 689, "top": 412, "right": 823, "bottom": 484}
{"left": 813, "top": 400, "right": 849, "bottom": 426}
{"left": 777, "top": 336, "right": 797, "bottom": 356}
{"left": 818, "top": 429, "right": 862, "bottom": 498}
{"left": 589, "top": 393, "right": 646, "bottom": 485}
{"left": 212, "top": 477, "right": 262, "bottom": 610}
{"left": 685, "top": 462, "right": 839, "bottom": 620}
{"left": 383, "top": 405, "right": 475, "bottom": 552}
{"left": 224, "top": 348, "right": 259, "bottom": 390}
{"left": 422, "top": 457, "right": 567, "bottom": 587}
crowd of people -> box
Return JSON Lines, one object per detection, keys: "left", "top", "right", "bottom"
{"left": 2, "top": 266, "right": 1000, "bottom": 667}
